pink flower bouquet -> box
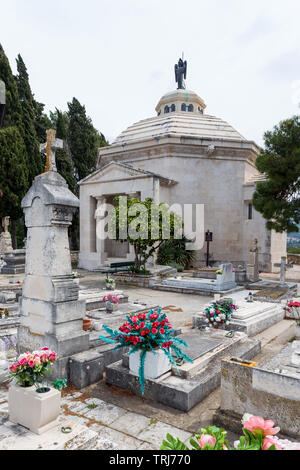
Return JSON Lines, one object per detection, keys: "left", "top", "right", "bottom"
{"left": 9, "top": 347, "right": 57, "bottom": 388}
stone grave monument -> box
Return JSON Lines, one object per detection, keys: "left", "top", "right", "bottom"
{"left": 17, "top": 129, "right": 89, "bottom": 377}
{"left": 153, "top": 263, "right": 240, "bottom": 295}
{"left": 0, "top": 217, "right": 12, "bottom": 254}
{"left": 247, "top": 238, "right": 260, "bottom": 283}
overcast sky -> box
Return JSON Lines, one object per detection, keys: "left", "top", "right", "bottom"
{"left": 2, "top": 0, "right": 300, "bottom": 145}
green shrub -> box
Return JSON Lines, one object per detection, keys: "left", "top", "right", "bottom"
{"left": 157, "top": 236, "right": 195, "bottom": 268}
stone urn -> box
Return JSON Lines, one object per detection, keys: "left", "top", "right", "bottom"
{"left": 129, "top": 349, "right": 171, "bottom": 379}
{"left": 8, "top": 384, "right": 61, "bottom": 434}
{"left": 3, "top": 249, "right": 25, "bottom": 266}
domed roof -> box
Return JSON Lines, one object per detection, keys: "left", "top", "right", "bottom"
{"left": 113, "top": 113, "right": 245, "bottom": 146}
{"left": 111, "top": 88, "right": 245, "bottom": 146}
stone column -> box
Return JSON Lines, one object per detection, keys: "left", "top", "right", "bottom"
{"left": 17, "top": 170, "right": 89, "bottom": 378}
{"left": 95, "top": 196, "right": 107, "bottom": 265}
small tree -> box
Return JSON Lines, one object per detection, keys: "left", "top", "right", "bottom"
{"left": 109, "top": 196, "right": 182, "bottom": 272}
{"left": 253, "top": 115, "right": 300, "bottom": 233}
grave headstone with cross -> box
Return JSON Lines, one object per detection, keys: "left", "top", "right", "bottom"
{"left": 39, "top": 128, "right": 63, "bottom": 172}
{"left": 17, "top": 130, "right": 89, "bottom": 379}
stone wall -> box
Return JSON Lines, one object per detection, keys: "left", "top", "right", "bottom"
{"left": 112, "top": 273, "right": 153, "bottom": 288}
{"left": 214, "top": 358, "right": 300, "bottom": 438}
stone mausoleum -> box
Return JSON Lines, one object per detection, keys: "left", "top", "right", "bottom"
{"left": 78, "top": 60, "right": 286, "bottom": 272}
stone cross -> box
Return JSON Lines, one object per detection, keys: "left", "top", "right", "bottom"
{"left": 39, "top": 129, "right": 63, "bottom": 172}
{"left": 274, "top": 256, "right": 293, "bottom": 285}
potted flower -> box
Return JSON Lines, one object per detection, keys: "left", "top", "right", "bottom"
{"left": 284, "top": 300, "right": 300, "bottom": 338}
{"left": 99, "top": 308, "right": 193, "bottom": 393}
{"left": 103, "top": 294, "right": 120, "bottom": 313}
{"left": 83, "top": 317, "right": 92, "bottom": 331}
{"left": 161, "top": 414, "right": 300, "bottom": 450}
{"left": 105, "top": 277, "right": 115, "bottom": 290}
{"left": 215, "top": 269, "right": 223, "bottom": 283}
{"left": 203, "top": 298, "right": 238, "bottom": 329}
{"left": 8, "top": 348, "right": 62, "bottom": 435}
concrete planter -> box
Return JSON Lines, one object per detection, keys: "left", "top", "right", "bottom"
{"left": 129, "top": 349, "right": 171, "bottom": 379}
{"left": 9, "top": 384, "right": 61, "bottom": 435}
{"left": 106, "top": 301, "right": 118, "bottom": 313}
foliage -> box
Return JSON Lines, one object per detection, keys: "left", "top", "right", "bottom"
{"left": 203, "top": 298, "right": 237, "bottom": 329}
{"left": 9, "top": 347, "right": 57, "bottom": 387}
{"left": 67, "top": 97, "right": 106, "bottom": 181}
{"left": 32, "top": 99, "right": 52, "bottom": 143}
{"left": 287, "top": 247, "right": 300, "bottom": 254}
{"left": 161, "top": 433, "right": 189, "bottom": 450}
{"left": 99, "top": 308, "right": 193, "bottom": 394}
{"left": 157, "top": 235, "right": 195, "bottom": 268}
{"left": 16, "top": 54, "right": 43, "bottom": 183}
{"left": 0, "top": 43, "right": 24, "bottom": 132}
{"left": 0, "top": 126, "right": 28, "bottom": 220}
{"left": 110, "top": 196, "right": 183, "bottom": 271}
{"left": 51, "top": 378, "right": 67, "bottom": 391}
{"left": 253, "top": 115, "right": 300, "bottom": 233}
{"left": 160, "top": 416, "right": 300, "bottom": 450}
{"left": 169, "top": 262, "right": 184, "bottom": 272}
{"left": 129, "top": 265, "right": 150, "bottom": 275}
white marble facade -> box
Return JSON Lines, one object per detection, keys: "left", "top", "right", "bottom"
{"left": 78, "top": 88, "right": 286, "bottom": 271}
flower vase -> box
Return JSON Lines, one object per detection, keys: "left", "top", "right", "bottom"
{"left": 106, "top": 282, "right": 115, "bottom": 290}
{"left": 129, "top": 349, "right": 171, "bottom": 379}
{"left": 8, "top": 384, "right": 61, "bottom": 435}
{"left": 106, "top": 301, "right": 118, "bottom": 313}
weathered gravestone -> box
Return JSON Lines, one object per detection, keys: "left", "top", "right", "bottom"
{"left": 17, "top": 129, "right": 89, "bottom": 378}
{"left": 247, "top": 238, "right": 260, "bottom": 283}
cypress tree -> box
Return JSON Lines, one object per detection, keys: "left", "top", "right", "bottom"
{"left": 0, "top": 44, "right": 24, "bottom": 133}
{"left": 0, "top": 127, "right": 28, "bottom": 223}
{"left": 33, "top": 99, "right": 52, "bottom": 143}
{"left": 16, "top": 54, "right": 43, "bottom": 182}
{"left": 253, "top": 115, "right": 300, "bottom": 233}
{"left": 0, "top": 45, "right": 28, "bottom": 247}
{"left": 67, "top": 97, "right": 101, "bottom": 181}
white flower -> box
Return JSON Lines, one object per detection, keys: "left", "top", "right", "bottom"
{"left": 242, "top": 413, "right": 253, "bottom": 424}
{"left": 205, "top": 319, "right": 209, "bottom": 323}
{"left": 234, "top": 440, "right": 240, "bottom": 449}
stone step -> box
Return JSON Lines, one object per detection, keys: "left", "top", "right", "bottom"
{"left": 254, "top": 318, "right": 296, "bottom": 348}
